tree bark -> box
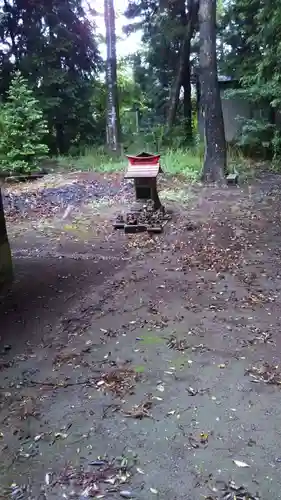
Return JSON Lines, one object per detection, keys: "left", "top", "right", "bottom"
{"left": 166, "top": 0, "right": 198, "bottom": 136}
{"left": 104, "top": 0, "right": 121, "bottom": 153}
{"left": 199, "top": 0, "right": 227, "bottom": 183}
{"left": 0, "top": 189, "right": 13, "bottom": 288}
{"left": 182, "top": 47, "right": 192, "bottom": 140}
{"left": 55, "top": 123, "right": 66, "bottom": 155}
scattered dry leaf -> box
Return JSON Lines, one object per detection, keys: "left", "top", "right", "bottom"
{"left": 166, "top": 335, "right": 188, "bottom": 351}
{"left": 98, "top": 367, "right": 140, "bottom": 396}
{"left": 233, "top": 459, "right": 250, "bottom": 468}
{"left": 124, "top": 398, "right": 153, "bottom": 419}
{"left": 150, "top": 488, "right": 158, "bottom": 494}
{"left": 157, "top": 384, "right": 165, "bottom": 392}
{"left": 245, "top": 363, "right": 281, "bottom": 385}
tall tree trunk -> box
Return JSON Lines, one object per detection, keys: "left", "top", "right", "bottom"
{"left": 182, "top": 46, "right": 192, "bottom": 140}
{"left": 0, "top": 189, "right": 13, "bottom": 288}
{"left": 166, "top": 0, "right": 198, "bottom": 136}
{"left": 104, "top": 0, "right": 121, "bottom": 153}
{"left": 55, "top": 123, "right": 65, "bottom": 155}
{"left": 199, "top": 0, "right": 227, "bottom": 183}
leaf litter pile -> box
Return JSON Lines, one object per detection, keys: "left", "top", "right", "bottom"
{"left": 245, "top": 362, "right": 281, "bottom": 385}
{"left": 207, "top": 479, "right": 260, "bottom": 500}
{"left": 4, "top": 456, "right": 138, "bottom": 499}
{"left": 166, "top": 334, "right": 210, "bottom": 353}
{"left": 3, "top": 174, "right": 133, "bottom": 220}
{"left": 180, "top": 221, "right": 246, "bottom": 274}
{"left": 97, "top": 367, "right": 141, "bottom": 397}
{"left": 42, "top": 455, "right": 136, "bottom": 499}
{"left": 240, "top": 329, "right": 275, "bottom": 347}
{"left": 123, "top": 396, "right": 153, "bottom": 419}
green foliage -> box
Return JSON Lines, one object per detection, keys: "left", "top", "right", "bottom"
{"left": 0, "top": 0, "right": 101, "bottom": 155}
{"left": 220, "top": 0, "right": 281, "bottom": 162}
{"left": 161, "top": 147, "right": 202, "bottom": 177}
{"left": 2, "top": 0, "right": 278, "bottom": 168}
{"left": 218, "top": 0, "right": 262, "bottom": 78}
{"left": 117, "top": 58, "right": 148, "bottom": 137}
{"left": 236, "top": 118, "right": 274, "bottom": 157}
{"left": 125, "top": 0, "right": 195, "bottom": 137}
{"left": 56, "top": 133, "right": 204, "bottom": 178}
{"left": 57, "top": 145, "right": 201, "bottom": 178}
{"left": 57, "top": 147, "right": 124, "bottom": 173}
{"left": 56, "top": 139, "right": 254, "bottom": 182}
{"left": 225, "top": 78, "right": 281, "bottom": 159}
{"left": 0, "top": 72, "right": 49, "bottom": 174}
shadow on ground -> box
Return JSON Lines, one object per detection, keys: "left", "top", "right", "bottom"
{"left": 0, "top": 256, "right": 122, "bottom": 351}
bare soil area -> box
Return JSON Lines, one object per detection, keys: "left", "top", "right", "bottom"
{"left": 1, "top": 172, "right": 281, "bottom": 499}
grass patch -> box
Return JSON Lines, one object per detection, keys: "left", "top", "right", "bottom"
{"left": 56, "top": 146, "right": 203, "bottom": 178}
{"left": 134, "top": 365, "right": 146, "bottom": 373}
{"left": 139, "top": 334, "right": 165, "bottom": 345}
{"left": 55, "top": 141, "right": 255, "bottom": 181}
{"left": 57, "top": 148, "right": 124, "bottom": 173}
{"left": 161, "top": 188, "right": 190, "bottom": 203}
{"left": 171, "top": 356, "right": 192, "bottom": 370}
{"left": 162, "top": 148, "right": 202, "bottom": 178}
{"left": 226, "top": 146, "right": 256, "bottom": 181}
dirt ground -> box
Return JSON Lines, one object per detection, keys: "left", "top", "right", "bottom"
{"left": 1, "top": 172, "right": 281, "bottom": 499}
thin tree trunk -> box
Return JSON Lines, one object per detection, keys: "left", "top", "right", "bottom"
{"left": 182, "top": 46, "right": 192, "bottom": 140}
{"left": 199, "top": 0, "right": 227, "bottom": 183}
{"left": 55, "top": 123, "right": 65, "bottom": 155}
{"left": 104, "top": 0, "right": 121, "bottom": 153}
{"left": 0, "top": 189, "right": 13, "bottom": 288}
{"left": 166, "top": 0, "right": 198, "bottom": 135}
{"left": 166, "top": 37, "right": 187, "bottom": 131}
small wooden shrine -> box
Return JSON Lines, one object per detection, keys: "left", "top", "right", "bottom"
{"left": 114, "top": 151, "right": 167, "bottom": 233}
{"left": 124, "top": 152, "right": 163, "bottom": 210}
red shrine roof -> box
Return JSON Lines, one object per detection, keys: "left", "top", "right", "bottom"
{"left": 124, "top": 153, "right": 162, "bottom": 179}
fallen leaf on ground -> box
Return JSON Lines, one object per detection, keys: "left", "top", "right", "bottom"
{"left": 124, "top": 398, "right": 153, "bottom": 419}
{"left": 188, "top": 435, "right": 200, "bottom": 449}
{"left": 34, "top": 433, "right": 44, "bottom": 442}
{"left": 150, "top": 488, "right": 158, "bottom": 494}
{"left": 207, "top": 479, "right": 259, "bottom": 499}
{"left": 120, "top": 490, "right": 134, "bottom": 498}
{"left": 200, "top": 432, "right": 209, "bottom": 444}
{"left": 166, "top": 335, "right": 188, "bottom": 351}
{"left": 45, "top": 473, "right": 52, "bottom": 486}
{"left": 187, "top": 387, "right": 197, "bottom": 396}
{"left": 54, "top": 432, "right": 68, "bottom": 439}
{"left": 233, "top": 459, "right": 250, "bottom": 468}
{"left": 157, "top": 384, "right": 165, "bottom": 392}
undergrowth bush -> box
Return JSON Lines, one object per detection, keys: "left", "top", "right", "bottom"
{"left": 225, "top": 83, "right": 281, "bottom": 164}
{"left": 0, "top": 71, "right": 49, "bottom": 175}
{"left": 235, "top": 117, "right": 275, "bottom": 159}
{"left": 55, "top": 119, "right": 255, "bottom": 180}
{"left": 56, "top": 143, "right": 204, "bottom": 178}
